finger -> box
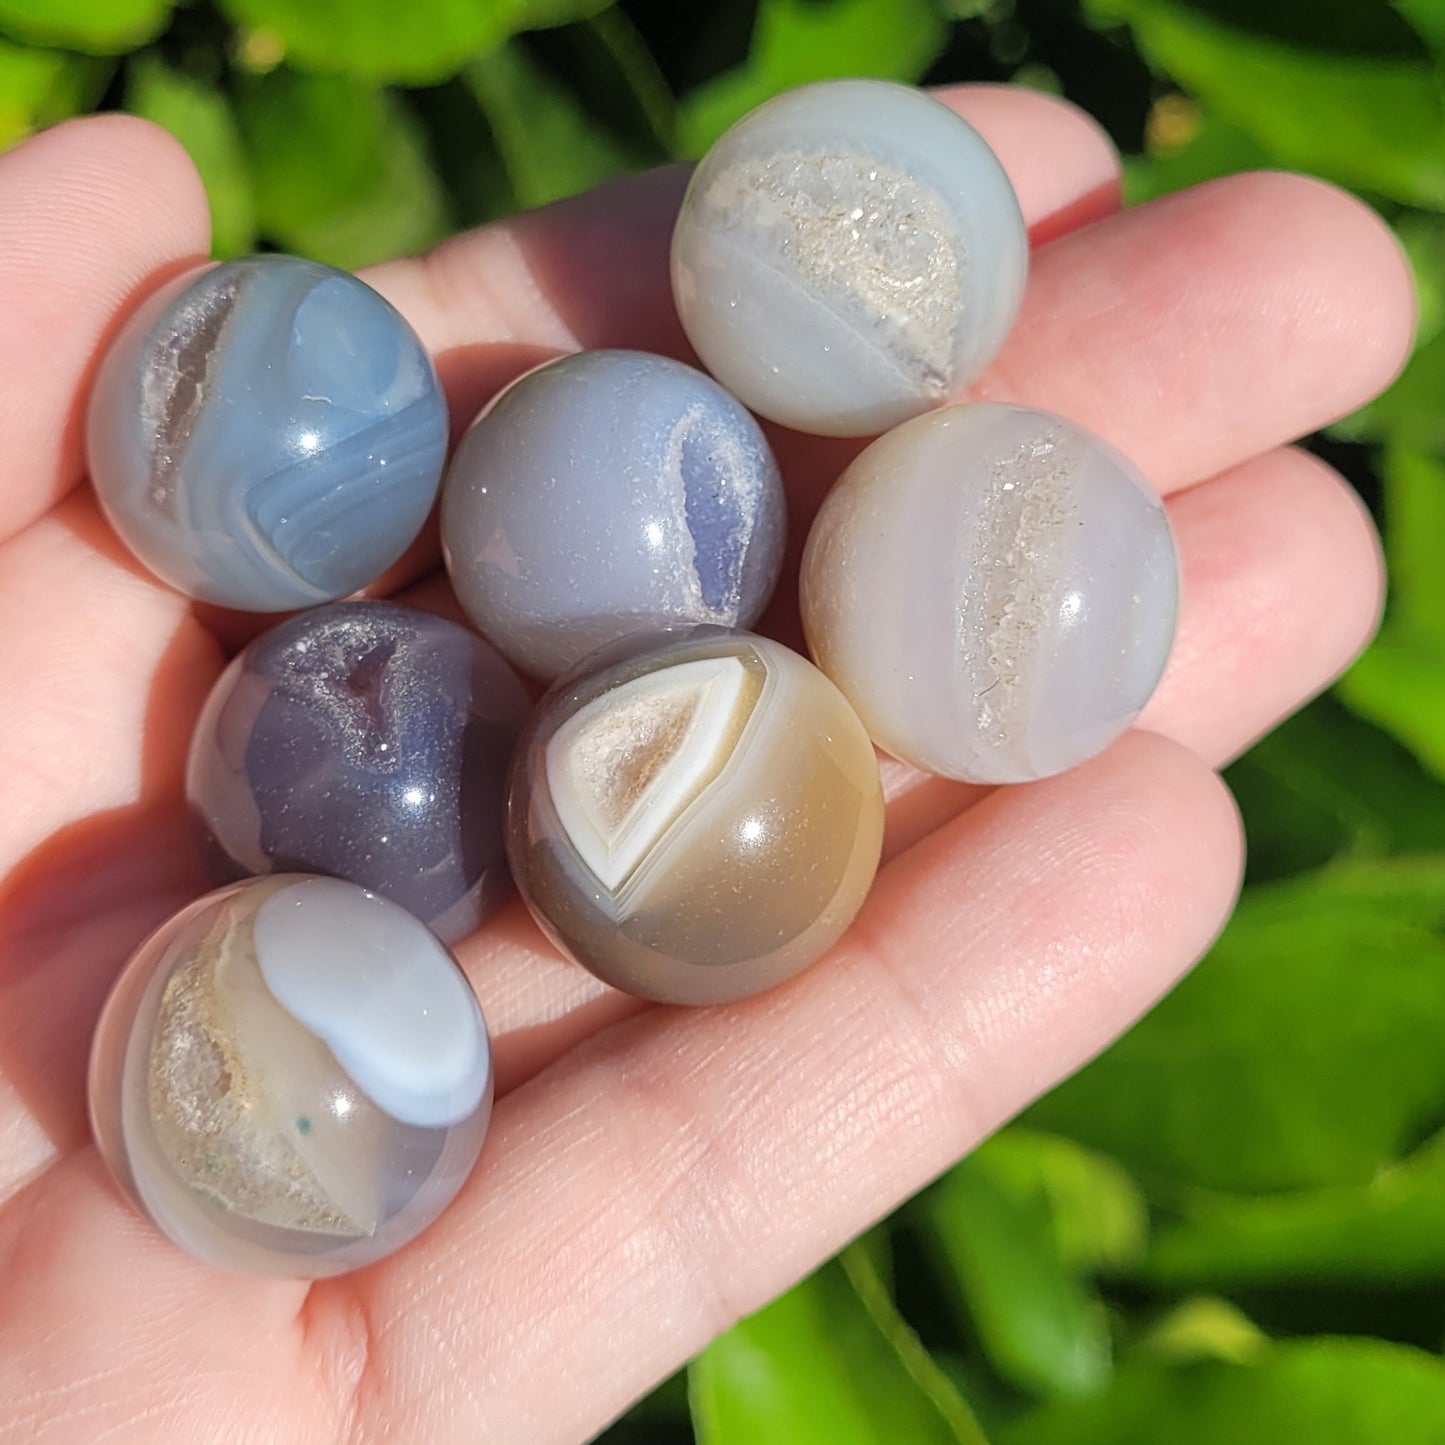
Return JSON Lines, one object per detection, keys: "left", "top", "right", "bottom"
{"left": 362, "top": 84, "right": 1124, "bottom": 429}
{"left": 0, "top": 115, "right": 211, "bottom": 544}
{"left": 974, "top": 171, "right": 1413, "bottom": 493}
{"left": 333, "top": 733, "right": 1241, "bottom": 1445}
{"left": 1137, "top": 445, "right": 1383, "bottom": 761}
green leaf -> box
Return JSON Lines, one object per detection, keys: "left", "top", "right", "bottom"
{"left": 676, "top": 0, "right": 948, "bottom": 157}
{"left": 465, "top": 40, "right": 649, "bottom": 211}
{"left": 1087, "top": 0, "right": 1445, "bottom": 207}
{"left": 0, "top": 0, "right": 173, "bottom": 52}
{"left": 1132, "top": 1298, "right": 1268, "bottom": 1367}
{"left": 690, "top": 1242, "right": 989, "bottom": 1445}
{"left": 0, "top": 37, "right": 106, "bottom": 147}
{"left": 1147, "top": 1130, "right": 1445, "bottom": 1287}
{"left": 917, "top": 1152, "right": 1114, "bottom": 1399}
{"left": 127, "top": 53, "right": 256, "bottom": 258}
{"left": 966, "top": 1130, "right": 1149, "bottom": 1275}
{"left": 1225, "top": 694, "right": 1445, "bottom": 884}
{"left": 1338, "top": 449, "right": 1445, "bottom": 779}
{"left": 1003, "top": 1338, "right": 1445, "bottom": 1445}
{"left": 219, "top": 0, "right": 608, "bottom": 84}
{"left": 1026, "top": 858, "right": 1445, "bottom": 1193}
{"left": 236, "top": 69, "right": 446, "bottom": 269}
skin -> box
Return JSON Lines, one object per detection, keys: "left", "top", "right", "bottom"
{"left": 0, "top": 86, "right": 1412, "bottom": 1444}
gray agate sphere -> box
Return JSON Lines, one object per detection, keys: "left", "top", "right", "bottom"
{"left": 89, "top": 876, "right": 493, "bottom": 1277}
{"left": 801, "top": 403, "right": 1179, "bottom": 784}
{"left": 187, "top": 601, "right": 531, "bottom": 943}
{"left": 87, "top": 256, "right": 448, "bottom": 612}
{"left": 441, "top": 350, "right": 786, "bottom": 682}
{"left": 672, "top": 79, "right": 1028, "bottom": 437}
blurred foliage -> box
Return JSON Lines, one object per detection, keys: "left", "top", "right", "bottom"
{"left": 3, "top": 0, "right": 1442, "bottom": 1439}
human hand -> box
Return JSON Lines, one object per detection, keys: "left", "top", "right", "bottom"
{"left": 0, "top": 85, "right": 1412, "bottom": 1444}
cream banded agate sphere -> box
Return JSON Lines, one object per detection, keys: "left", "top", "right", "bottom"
{"left": 89, "top": 876, "right": 493, "bottom": 1277}
{"left": 800, "top": 403, "right": 1179, "bottom": 784}
{"left": 671, "top": 79, "right": 1028, "bottom": 437}
{"left": 507, "top": 629, "right": 884, "bottom": 1004}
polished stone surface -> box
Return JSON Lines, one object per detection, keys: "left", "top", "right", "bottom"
{"left": 801, "top": 403, "right": 1179, "bottom": 784}
{"left": 672, "top": 79, "right": 1027, "bottom": 437}
{"left": 88, "top": 876, "right": 492, "bottom": 1277}
{"left": 507, "top": 628, "right": 883, "bottom": 1004}
{"left": 87, "top": 256, "right": 448, "bottom": 611}
{"left": 187, "top": 601, "right": 530, "bottom": 943}
{"left": 442, "top": 350, "right": 786, "bottom": 682}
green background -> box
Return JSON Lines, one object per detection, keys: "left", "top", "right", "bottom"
{"left": 5, "top": 0, "right": 1443, "bottom": 1439}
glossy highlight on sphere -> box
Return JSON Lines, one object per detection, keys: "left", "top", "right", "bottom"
{"left": 671, "top": 79, "right": 1028, "bottom": 437}
{"left": 187, "top": 601, "right": 531, "bottom": 943}
{"left": 87, "top": 255, "right": 448, "bottom": 611}
{"left": 442, "top": 350, "right": 787, "bottom": 682}
{"left": 89, "top": 876, "right": 493, "bottom": 1277}
{"left": 507, "top": 629, "right": 884, "bottom": 1005}
{"left": 801, "top": 402, "right": 1179, "bottom": 784}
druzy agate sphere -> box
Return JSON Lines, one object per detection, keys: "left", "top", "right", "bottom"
{"left": 89, "top": 876, "right": 493, "bottom": 1277}
{"left": 187, "top": 601, "right": 531, "bottom": 943}
{"left": 801, "top": 403, "right": 1179, "bottom": 784}
{"left": 507, "top": 629, "right": 883, "bottom": 1005}
{"left": 671, "top": 79, "right": 1028, "bottom": 437}
{"left": 442, "top": 350, "right": 787, "bottom": 682}
{"left": 87, "top": 255, "right": 448, "bottom": 612}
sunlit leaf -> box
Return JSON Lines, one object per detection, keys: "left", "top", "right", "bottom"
{"left": 219, "top": 0, "right": 609, "bottom": 84}
{"left": 1026, "top": 858, "right": 1445, "bottom": 1192}
{"left": 0, "top": 37, "right": 105, "bottom": 147}
{"left": 1004, "top": 1338, "right": 1445, "bottom": 1445}
{"left": 0, "top": 0, "right": 173, "bottom": 53}
{"left": 128, "top": 52, "right": 256, "bottom": 257}
{"left": 676, "top": 0, "right": 948, "bottom": 156}
{"left": 691, "top": 1242, "right": 989, "bottom": 1445}
{"left": 236, "top": 68, "right": 446, "bottom": 269}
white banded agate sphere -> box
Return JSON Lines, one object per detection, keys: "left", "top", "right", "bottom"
{"left": 671, "top": 79, "right": 1027, "bottom": 437}
{"left": 89, "top": 876, "right": 493, "bottom": 1277}
{"left": 801, "top": 403, "right": 1179, "bottom": 784}
{"left": 507, "top": 629, "right": 884, "bottom": 1004}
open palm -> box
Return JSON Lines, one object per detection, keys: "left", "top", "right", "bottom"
{"left": 0, "top": 87, "right": 1412, "bottom": 1444}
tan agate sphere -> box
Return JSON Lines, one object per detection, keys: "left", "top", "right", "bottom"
{"left": 506, "top": 628, "right": 884, "bottom": 1005}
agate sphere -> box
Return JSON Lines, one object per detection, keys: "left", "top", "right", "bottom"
{"left": 671, "top": 80, "right": 1027, "bottom": 437}
{"left": 89, "top": 876, "right": 493, "bottom": 1277}
{"left": 87, "top": 255, "right": 448, "bottom": 612}
{"left": 800, "top": 403, "right": 1179, "bottom": 784}
{"left": 187, "top": 601, "right": 531, "bottom": 943}
{"left": 507, "top": 628, "right": 884, "bottom": 1005}
{"left": 442, "top": 350, "right": 787, "bottom": 682}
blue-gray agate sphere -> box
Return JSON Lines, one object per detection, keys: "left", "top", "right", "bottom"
{"left": 672, "top": 79, "right": 1028, "bottom": 437}
{"left": 440, "top": 350, "right": 787, "bottom": 682}
{"left": 87, "top": 256, "right": 449, "bottom": 612}
{"left": 88, "top": 875, "right": 493, "bottom": 1277}
{"left": 187, "top": 601, "right": 530, "bottom": 943}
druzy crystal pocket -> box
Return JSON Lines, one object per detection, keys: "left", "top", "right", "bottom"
{"left": 89, "top": 876, "right": 492, "bottom": 1277}
{"left": 800, "top": 403, "right": 1179, "bottom": 783}
{"left": 507, "top": 629, "right": 884, "bottom": 1004}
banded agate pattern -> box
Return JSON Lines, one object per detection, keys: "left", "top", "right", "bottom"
{"left": 801, "top": 402, "right": 1180, "bottom": 784}
{"left": 86, "top": 256, "right": 448, "bottom": 612}
{"left": 89, "top": 876, "right": 492, "bottom": 1276}
{"left": 507, "top": 630, "right": 884, "bottom": 1004}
